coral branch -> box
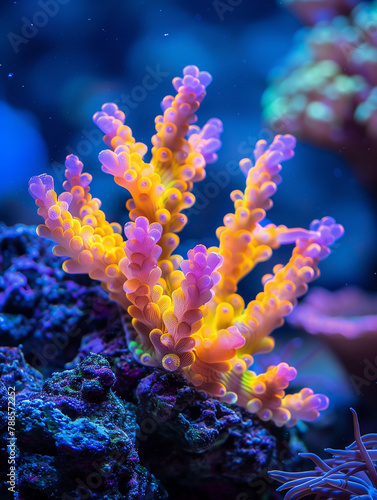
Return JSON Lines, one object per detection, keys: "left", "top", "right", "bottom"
{"left": 29, "top": 166, "right": 128, "bottom": 309}
{"left": 211, "top": 134, "right": 299, "bottom": 300}
{"left": 119, "top": 216, "right": 169, "bottom": 366}
{"left": 238, "top": 216, "right": 344, "bottom": 357}
{"left": 150, "top": 245, "right": 223, "bottom": 371}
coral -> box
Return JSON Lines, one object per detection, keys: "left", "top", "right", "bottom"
{"left": 29, "top": 65, "right": 344, "bottom": 427}
{"left": 136, "top": 369, "right": 241, "bottom": 454}
{"left": 0, "top": 346, "right": 44, "bottom": 400}
{"left": 262, "top": 0, "right": 377, "bottom": 188}
{"left": 135, "top": 369, "right": 306, "bottom": 500}
{"left": 67, "top": 309, "right": 154, "bottom": 404}
{"left": 287, "top": 286, "right": 377, "bottom": 405}
{"left": 269, "top": 408, "right": 377, "bottom": 499}
{"left": 11, "top": 353, "right": 165, "bottom": 500}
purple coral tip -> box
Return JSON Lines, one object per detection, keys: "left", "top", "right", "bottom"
{"left": 28, "top": 174, "right": 54, "bottom": 200}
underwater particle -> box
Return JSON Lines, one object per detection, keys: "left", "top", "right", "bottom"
{"left": 269, "top": 408, "right": 377, "bottom": 499}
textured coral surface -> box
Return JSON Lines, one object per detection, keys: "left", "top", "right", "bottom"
{"left": 0, "top": 222, "right": 118, "bottom": 378}
{"left": 29, "top": 66, "right": 343, "bottom": 428}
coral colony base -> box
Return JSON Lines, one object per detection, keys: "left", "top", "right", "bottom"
{"left": 29, "top": 65, "right": 344, "bottom": 428}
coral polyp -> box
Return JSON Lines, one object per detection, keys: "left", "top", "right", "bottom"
{"left": 29, "top": 66, "right": 344, "bottom": 427}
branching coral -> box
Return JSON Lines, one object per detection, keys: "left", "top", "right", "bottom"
{"left": 29, "top": 66, "right": 344, "bottom": 427}
{"left": 262, "top": 0, "right": 377, "bottom": 188}
{"left": 269, "top": 408, "right": 377, "bottom": 498}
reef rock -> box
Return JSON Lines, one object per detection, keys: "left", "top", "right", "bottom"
{"left": 12, "top": 353, "right": 164, "bottom": 500}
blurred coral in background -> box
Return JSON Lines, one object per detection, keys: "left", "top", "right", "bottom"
{"left": 289, "top": 286, "right": 377, "bottom": 339}
{"left": 282, "top": 0, "right": 359, "bottom": 25}
{"left": 288, "top": 286, "right": 377, "bottom": 406}
{"left": 263, "top": 0, "right": 377, "bottom": 190}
